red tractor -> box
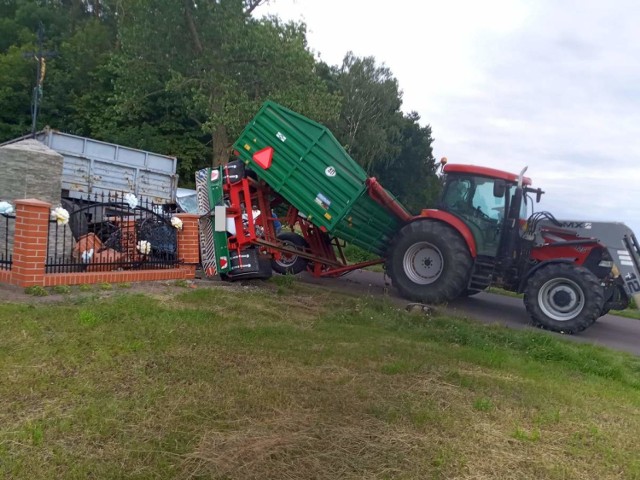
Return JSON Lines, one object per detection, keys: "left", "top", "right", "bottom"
{"left": 197, "top": 102, "right": 639, "bottom": 335}
{"left": 386, "top": 161, "right": 640, "bottom": 333}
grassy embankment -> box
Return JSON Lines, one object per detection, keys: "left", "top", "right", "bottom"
{"left": 1, "top": 279, "right": 640, "bottom": 479}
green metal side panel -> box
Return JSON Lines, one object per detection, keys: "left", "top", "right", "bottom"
{"left": 208, "top": 168, "right": 231, "bottom": 274}
{"left": 334, "top": 189, "right": 403, "bottom": 256}
{"left": 196, "top": 167, "right": 230, "bottom": 276}
{"left": 233, "top": 101, "right": 369, "bottom": 231}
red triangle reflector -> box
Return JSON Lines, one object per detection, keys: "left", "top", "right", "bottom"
{"left": 253, "top": 147, "right": 273, "bottom": 170}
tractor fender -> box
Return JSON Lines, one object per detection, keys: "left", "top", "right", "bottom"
{"left": 415, "top": 209, "right": 477, "bottom": 258}
{"left": 517, "top": 258, "right": 574, "bottom": 293}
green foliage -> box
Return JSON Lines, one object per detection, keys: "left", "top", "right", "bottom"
{"left": 51, "top": 284, "right": 71, "bottom": 294}
{"left": 320, "top": 53, "right": 402, "bottom": 171}
{"left": 271, "top": 273, "right": 295, "bottom": 292}
{"left": 321, "top": 53, "right": 441, "bottom": 212}
{"left": 343, "top": 243, "right": 379, "bottom": 263}
{"left": 0, "top": 0, "right": 437, "bottom": 212}
{"left": 511, "top": 426, "right": 541, "bottom": 442}
{"left": 0, "top": 0, "right": 118, "bottom": 140}
{"left": 24, "top": 285, "right": 48, "bottom": 296}
{"left": 112, "top": 0, "right": 339, "bottom": 166}
{"left": 472, "top": 397, "right": 494, "bottom": 412}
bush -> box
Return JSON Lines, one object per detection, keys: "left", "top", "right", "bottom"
{"left": 342, "top": 244, "right": 379, "bottom": 264}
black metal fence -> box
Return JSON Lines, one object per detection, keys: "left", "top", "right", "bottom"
{"left": 0, "top": 212, "right": 14, "bottom": 271}
{"left": 46, "top": 192, "right": 180, "bottom": 273}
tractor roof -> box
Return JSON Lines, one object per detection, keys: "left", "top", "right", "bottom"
{"left": 443, "top": 164, "right": 532, "bottom": 186}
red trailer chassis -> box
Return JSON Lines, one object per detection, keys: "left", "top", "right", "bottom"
{"left": 217, "top": 172, "right": 391, "bottom": 278}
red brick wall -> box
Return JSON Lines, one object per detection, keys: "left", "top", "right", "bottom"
{"left": 3, "top": 199, "right": 198, "bottom": 287}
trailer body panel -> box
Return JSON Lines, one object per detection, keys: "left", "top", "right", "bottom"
{"left": 28, "top": 129, "right": 179, "bottom": 204}
{"left": 233, "top": 101, "right": 407, "bottom": 254}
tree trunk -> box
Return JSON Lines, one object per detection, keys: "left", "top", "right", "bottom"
{"left": 183, "top": 0, "right": 204, "bottom": 54}
{"left": 212, "top": 124, "right": 229, "bottom": 166}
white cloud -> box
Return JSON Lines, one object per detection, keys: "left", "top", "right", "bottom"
{"left": 259, "top": 0, "right": 640, "bottom": 233}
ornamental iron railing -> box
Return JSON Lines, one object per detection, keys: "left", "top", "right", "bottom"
{"left": 46, "top": 192, "right": 179, "bottom": 273}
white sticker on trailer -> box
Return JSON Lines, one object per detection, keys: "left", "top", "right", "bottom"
{"left": 214, "top": 205, "right": 227, "bottom": 232}
{"left": 325, "top": 166, "right": 336, "bottom": 177}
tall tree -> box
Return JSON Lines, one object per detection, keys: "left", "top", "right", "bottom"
{"left": 370, "top": 112, "right": 441, "bottom": 213}
{"left": 113, "top": 0, "right": 339, "bottom": 166}
{"left": 0, "top": 0, "right": 118, "bottom": 141}
{"left": 319, "top": 53, "right": 441, "bottom": 212}
{"left": 330, "top": 53, "right": 403, "bottom": 170}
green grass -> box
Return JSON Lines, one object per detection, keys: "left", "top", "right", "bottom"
{"left": 1, "top": 283, "right": 640, "bottom": 479}
{"left": 486, "top": 286, "right": 523, "bottom": 298}
{"left": 611, "top": 308, "right": 640, "bottom": 320}
{"left": 24, "top": 285, "right": 48, "bottom": 297}
{"left": 343, "top": 243, "right": 384, "bottom": 272}
{"left": 51, "top": 285, "right": 72, "bottom": 295}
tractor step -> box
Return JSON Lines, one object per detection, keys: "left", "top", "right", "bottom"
{"left": 468, "top": 256, "right": 496, "bottom": 291}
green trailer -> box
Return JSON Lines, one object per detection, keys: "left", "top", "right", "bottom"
{"left": 233, "top": 101, "right": 409, "bottom": 256}
{"left": 197, "top": 101, "right": 412, "bottom": 279}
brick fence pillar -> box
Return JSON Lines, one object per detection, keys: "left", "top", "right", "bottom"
{"left": 12, "top": 199, "right": 51, "bottom": 287}
{"left": 175, "top": 213, "right": 200, "bottom": 278}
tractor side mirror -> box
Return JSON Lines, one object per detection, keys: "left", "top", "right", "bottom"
{"left": 524, "top": 187, "right": 545, "bottom": 203}
{"left": 493, "top": 180, "right": 506, "bottom": 198}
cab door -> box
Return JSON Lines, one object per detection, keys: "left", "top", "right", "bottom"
{"left": 441, "top": 175, "right": 507, "bottom": 257}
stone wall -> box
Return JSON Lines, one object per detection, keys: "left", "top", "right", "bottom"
{"left": 0, "top": 139, "right": 64, "bottom": 206}
{"left": 0, "top": 140, "right": 65, "bottom": 260}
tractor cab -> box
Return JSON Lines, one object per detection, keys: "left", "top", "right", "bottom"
{"left": 439, "top": 164, "right": 531, "bottom": 257}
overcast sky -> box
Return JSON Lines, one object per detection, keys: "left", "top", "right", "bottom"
{"left": 259, "top": 0, "right": 640, "bottom": 233}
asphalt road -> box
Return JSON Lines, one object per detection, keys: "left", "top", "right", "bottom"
{"left": 298, "top": 269, "right": 640, "bottom": 356}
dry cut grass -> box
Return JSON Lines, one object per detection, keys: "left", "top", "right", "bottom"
{"left": 1, "top": 279, "right": 640, "bottom": 479}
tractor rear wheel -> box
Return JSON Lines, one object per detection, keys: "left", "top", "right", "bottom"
{"left": 386, "top": 220, "right": 473, "bottom": 304}
{"left": 524, "top": 263, "right": 604, "bottom": 333}
{"left": 271, "top": 232, "right": 309, "bottom": 275}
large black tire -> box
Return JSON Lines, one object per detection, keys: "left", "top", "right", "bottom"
{"left": 386, "top": 220, "right": 473, "bottom": 304}
{"left": 228, "top": 251, "right": 272, "bottom": 281}
{"left": 523, "top": 263, "right": 604, "bottom": 334}
{"left": 271, "top": 232, "right": 309, "bottom": 275}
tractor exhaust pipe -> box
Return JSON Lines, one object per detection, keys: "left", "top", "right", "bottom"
{"left": 517, "top": 166, "right": 528, "bottom": 189}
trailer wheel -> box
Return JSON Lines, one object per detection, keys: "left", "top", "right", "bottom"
{"left": 271, "top": 232, "right": 309, "bottom": 275}
{"left": 386, "top": 221, "right": 473, "bottom": 304}
{"left": 524, "top": 263, "right": 604, "bottom": 333}
{"left": 228, "top": 252, "right": 272, "bottom": 281}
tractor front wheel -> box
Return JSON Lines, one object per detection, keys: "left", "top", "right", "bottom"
{"left": 524, "top": 263, "right": 604, "bottom": 333}
{"left": 386, "top": 221, "right": 473, "bottom": 304}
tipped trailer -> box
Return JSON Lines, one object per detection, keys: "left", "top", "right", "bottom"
{"left": 197, "top": 101, "right": 640, "bottom": 334}
{"left": 196, "top": 101, "right": 410, "bottom": 281}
